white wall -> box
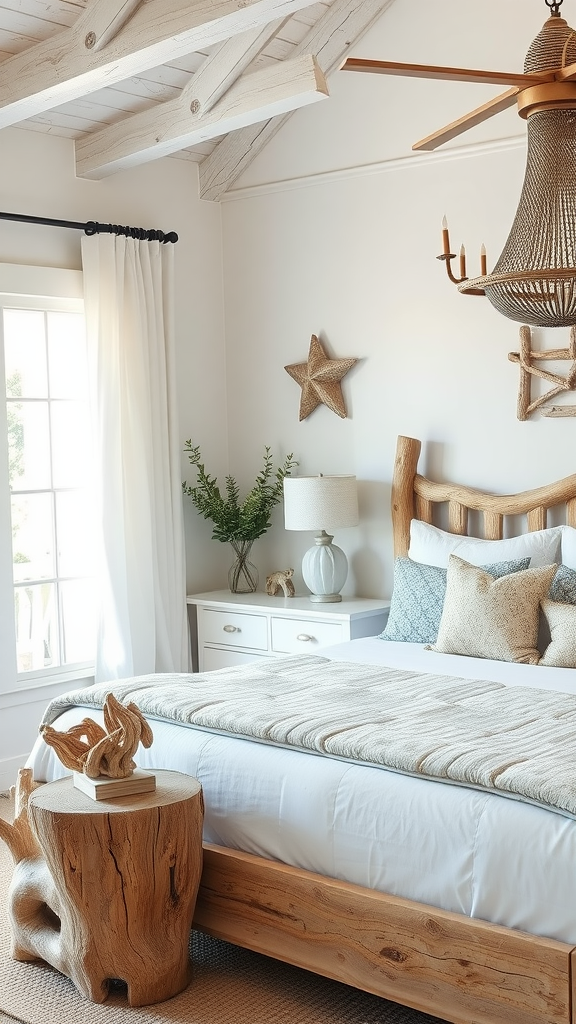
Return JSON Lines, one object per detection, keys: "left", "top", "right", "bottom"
{"left": 0, "top": 127, "right": 228, "bottom": 788}
{"left": 217, "top": 0, "right": 576, "bottom": 601}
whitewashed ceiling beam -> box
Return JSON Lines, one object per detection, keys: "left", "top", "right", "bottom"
{"left": 0, "top": 0, "right": 321, "bottom": 128}
{"left": 198, "top": 0, "right": 398, "bottom": 200}
{"left": 72, "top": 19, "right": 286, "bottom": 177}
{"left": 183, "top": 19, "right": 287, "bottom": 117}
{"left": 75, "top": 53, "right": 328, "bottom": 178}
{"left": 85, "top": 0, "right": 141, "bottom": 52}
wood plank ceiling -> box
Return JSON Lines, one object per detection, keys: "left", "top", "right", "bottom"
{"left": 0, "top": 0, "right": 396, "bottom": 199}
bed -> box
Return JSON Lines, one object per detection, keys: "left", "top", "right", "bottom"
{"left": 27, "top": 434, "right": 576, "bottom": 1024}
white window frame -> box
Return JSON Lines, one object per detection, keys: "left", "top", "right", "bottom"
{"left": 0, "top": 263, "right": 94, "bottom": 695}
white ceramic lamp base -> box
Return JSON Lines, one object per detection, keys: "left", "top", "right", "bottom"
{"left": 302, "top": 531, "right": 348, "bottom": 603}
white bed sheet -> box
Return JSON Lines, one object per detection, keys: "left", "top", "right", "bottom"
{"left": 26, "top": 638, "right": 576, "bottom": 945}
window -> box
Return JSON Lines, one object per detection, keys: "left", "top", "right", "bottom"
{"left": 0, "top": 266, "right": 95, "bottom": 691}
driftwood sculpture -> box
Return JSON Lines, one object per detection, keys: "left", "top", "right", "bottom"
{"left": 39, "top": 692, "right": 153, "bottom": 778}
{"left": 509, "top": 324, "right": 576, "bottom": 419}
{"left": 265, "top": 567, "right": 296, "bottom": 597}
{"left": 0, "top": 766, "right": 204, "bottom": 1005}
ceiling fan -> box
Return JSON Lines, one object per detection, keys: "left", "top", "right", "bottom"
{"left": 340, "top": 0, "right": 576, "bottom": 328}
{"left": 341, "top": 0, "right": 575, "bottom": 152}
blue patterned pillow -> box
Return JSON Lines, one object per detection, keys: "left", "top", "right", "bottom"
{"left": 380, "top": 556, "right": 531, "bottom": 644}
{"left": 549, "top": 563, "right": 576, "bottom": 604}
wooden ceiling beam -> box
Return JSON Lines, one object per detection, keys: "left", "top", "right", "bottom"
{"left": 0, "top": 0, "right": 321, "bottom": 128}
{"left": 75, "top": 53, "right": 328, "bottom": 178}
{"left": 179, "top": 19, "right": 287, "bottom": 118}
{"left": 198, "top": 0, "right": 398, "bottom": 201}
{"left": 84, "top": 0, "right": 142, "bottom": 53}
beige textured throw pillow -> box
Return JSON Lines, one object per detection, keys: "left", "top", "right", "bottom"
{"left": 540, "top": 600, "right": 576, "bottom": 668}
{"left": 432, "top": 556, "right": 557, "bottom": 664}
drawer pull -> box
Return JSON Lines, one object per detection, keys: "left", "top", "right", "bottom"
{"left": 296, "top": 633, "right": 314, "bottom": 642}
{"left": 223, "top": 624, "right": 241, "bottom": 634}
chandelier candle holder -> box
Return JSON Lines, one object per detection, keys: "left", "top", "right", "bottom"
{"left": 437, "top": 217, "right": 487, "bottom": 295}
{"left": 283, "top": 475, "right": 359, "bottom": 603}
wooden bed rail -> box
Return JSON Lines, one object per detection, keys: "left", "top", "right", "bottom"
{"left": 392, "top": 435, "right": 576, "bottom": 557}
{"left": 195, "top": 843, "right": 574, "bottom": 1024}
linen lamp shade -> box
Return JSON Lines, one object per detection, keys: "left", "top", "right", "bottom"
{"left": 283, "top": 475, "right": 359, "bottom": 602}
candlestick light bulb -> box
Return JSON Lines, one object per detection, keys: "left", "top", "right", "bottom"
{"left": 459, "top": 244, "right": 467, "bottom": 279}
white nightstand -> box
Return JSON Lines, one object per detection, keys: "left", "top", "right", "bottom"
{"left": 186, "top": 591, "right": 390, "bottom": 672}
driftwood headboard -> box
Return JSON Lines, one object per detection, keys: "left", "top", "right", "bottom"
{"left": 391, "top": 435, "right": 576, "bottom": 558}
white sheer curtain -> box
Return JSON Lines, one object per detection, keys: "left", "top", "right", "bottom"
{"left": 81, "top": 233, "right": 189, "bottom": 681}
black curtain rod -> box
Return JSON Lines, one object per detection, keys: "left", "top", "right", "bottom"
{"left": 0, "top": 210, "right": 178, "bottom": 243}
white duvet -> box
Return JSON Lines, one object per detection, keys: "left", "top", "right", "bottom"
{"left": 27, "top": 637, "right": 576, "bottom": 945}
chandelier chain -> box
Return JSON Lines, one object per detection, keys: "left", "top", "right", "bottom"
{"left": 545, "top": 0, "right": 564, "bottom": 16}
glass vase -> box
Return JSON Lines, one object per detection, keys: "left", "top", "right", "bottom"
{"left": 228, "top": 540, "right": 259, "bottom": 594}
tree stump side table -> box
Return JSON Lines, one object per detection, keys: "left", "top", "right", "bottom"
{"left": 22, "top": 769, "right": 204, "bottom": 1006}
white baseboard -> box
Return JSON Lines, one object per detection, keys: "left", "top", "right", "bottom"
{"left": 0, "top": 754, "right": 27, "bottom": 793}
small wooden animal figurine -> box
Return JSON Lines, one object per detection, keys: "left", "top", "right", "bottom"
{"left": 266, "top": 568, "right": 295, "bottom": 597}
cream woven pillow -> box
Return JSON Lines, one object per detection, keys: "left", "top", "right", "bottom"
{"left": 432, "top": 555, "right": 557, "bottom": 664}
{"left": 540, "top": 600, "right": 576, "bottom": 668}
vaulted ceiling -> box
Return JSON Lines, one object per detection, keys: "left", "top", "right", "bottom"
{"left": 0, "top": 0, "right": 396, "bottom": 199}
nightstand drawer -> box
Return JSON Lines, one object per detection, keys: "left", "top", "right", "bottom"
{"left": 271, "top": 616, "right": 343, "bottom": 654}
{"left": 203, "top": 647, "right": 271, "bottom": 671}
{"left": 188, "top": 592, "right": 390, "bottom": 673}
{"left": 200, "top": 608, "right": 268, "bottom": 650}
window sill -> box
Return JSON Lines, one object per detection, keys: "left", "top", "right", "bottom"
{"left": 0, "top": 669, "right": 94, "bottom": 708}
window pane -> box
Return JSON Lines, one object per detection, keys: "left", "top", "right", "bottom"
{"left": 3, "top": 289, "right": 93, "bottom": 681}
{"left": 7, "top": 400, "right": 51, "bottom": 490}
{"left": 51, "top": 401, "right": 91, "bottom": 488}
{"left": 56, "top": 490, "right": 97, "bottom": 577}
{"left": 11, "top": 492, "right": 54, "bottom": 581}
{"left": 14, "top": 582, "right": 58, "bottom": 672}
{"left": 3, "top": 309, "right": 48, "bottom": 398}
{"left": 47, "top": 312, "right": 88, "bottom": 399}
{"left": 61, "top": 578, "right": 96, "bottom": 664}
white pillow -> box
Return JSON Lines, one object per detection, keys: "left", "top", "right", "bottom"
{"left": 561, "top": 526, "right": 576, "bottom": 570}
{"left": 408, "top": 520, "right": 562, "bottom": 569}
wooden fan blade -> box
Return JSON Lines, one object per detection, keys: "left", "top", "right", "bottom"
{"left": 341, "top": 58, "right": 554, "bottom": 88}
{"left": 412, "top": 87, "right": 519, "bottom": 152}
{"left": 555, "top": 60, "right": 576, "bottom": 81}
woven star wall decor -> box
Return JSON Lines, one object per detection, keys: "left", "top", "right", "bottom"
{"left": 285, "top": 334, "right": 357, "bottom": 421}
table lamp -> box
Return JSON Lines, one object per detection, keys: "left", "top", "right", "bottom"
{"left": 283, "top": 475, "right": 359, "bottom": 602}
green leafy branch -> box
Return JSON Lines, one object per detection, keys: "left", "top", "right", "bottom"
{"left": 182, "top": 442, "right": 298, "bottom": 543}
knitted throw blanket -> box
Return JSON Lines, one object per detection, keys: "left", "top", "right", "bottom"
{"left": 41, "top": 654, "right": 576, "bottom": 818}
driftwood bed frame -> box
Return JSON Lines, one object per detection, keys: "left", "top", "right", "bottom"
{"left": 193, "top": 435, "right": 576, "bottom": 1024}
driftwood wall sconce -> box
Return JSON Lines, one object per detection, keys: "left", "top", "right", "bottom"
{"left": 508, "top": 325, "right": 576, "bottom": 420}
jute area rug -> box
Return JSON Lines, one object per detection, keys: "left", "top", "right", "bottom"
{"left": 0, "top": 792, "right": 444, "bottom": 1024}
